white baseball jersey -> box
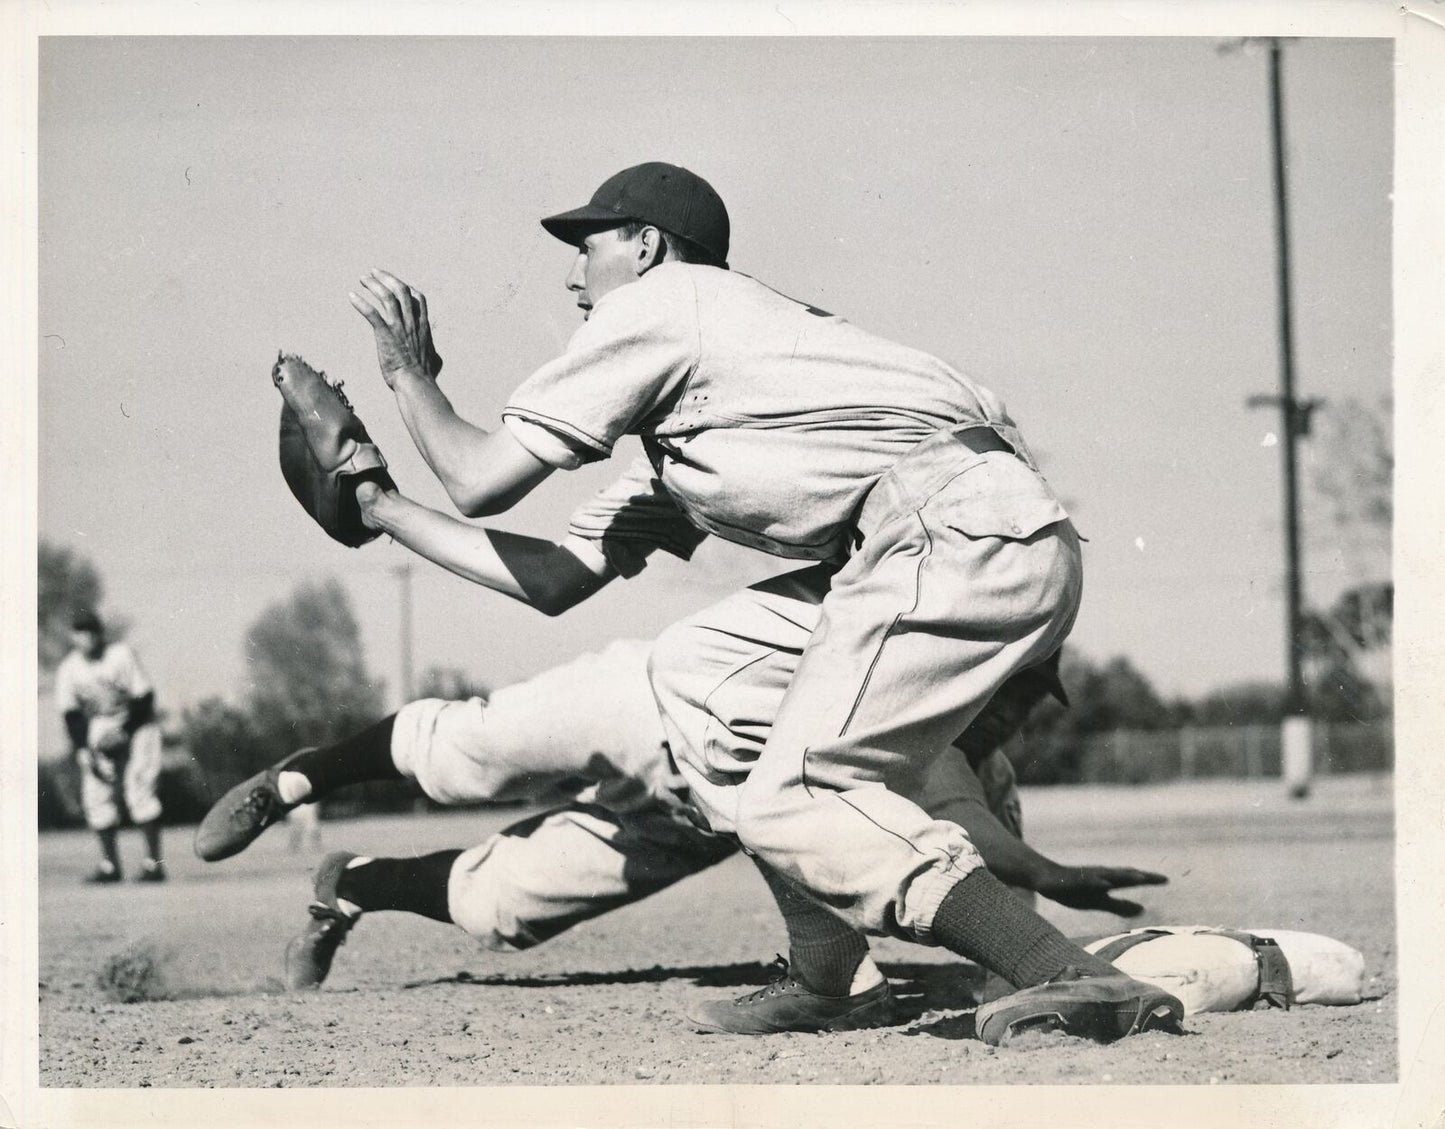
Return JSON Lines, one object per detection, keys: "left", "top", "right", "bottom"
{"left": 55, "top": 641, "right": 152, "bottom": 726}
{"left": 503, "top": 262, "right": 1035, "bottom": 571}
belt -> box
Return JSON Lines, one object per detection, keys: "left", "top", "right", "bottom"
{"left": 951, "top": 425, "right": 1013, "bottom": 457}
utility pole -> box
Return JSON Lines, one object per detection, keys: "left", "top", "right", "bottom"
{"left": 390, "top": 563, "right": 415, "bottom": 708}
{"left": 1241, "top": 37, "right": 1323, "bottom": 799}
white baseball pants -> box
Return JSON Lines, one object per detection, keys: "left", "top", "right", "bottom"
{"left": 385, "top": 639, "right": 1024, "bottom": 950}
{"left": 649, "top": 437, "right": 1082, "bottom": 943}
{"left": 79, "top": 722, "right": 164, "bottom": 830}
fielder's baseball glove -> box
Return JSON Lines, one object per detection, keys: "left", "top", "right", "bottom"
{"left": 273, "top": 352, "right": 396, "bottom": 548}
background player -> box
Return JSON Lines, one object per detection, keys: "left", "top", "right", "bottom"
{"left": 54, "top": 609, "right": 166, "bottom": 883}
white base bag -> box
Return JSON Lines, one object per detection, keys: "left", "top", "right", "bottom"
{"left": 1082, "top": 926, "right": 1366, "bottom": 1016}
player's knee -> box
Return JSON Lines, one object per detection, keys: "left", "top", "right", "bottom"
{"left": 732, "top": 781, "right": 786, "bottom": 859}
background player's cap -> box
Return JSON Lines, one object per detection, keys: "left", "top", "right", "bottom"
{"left": 71, "top": 608, "right": 103, "bottom": 633}
{"left": 540, "top": 162, "right": 730, "bottom": 264}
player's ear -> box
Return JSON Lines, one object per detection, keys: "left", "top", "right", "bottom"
{"left": 637, "top": 225, "right": 667, "bottom": 273}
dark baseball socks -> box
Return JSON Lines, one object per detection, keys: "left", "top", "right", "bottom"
{"left": 139, "top": 819, "right": 164, "bottom": 865}
{"left": 931, "top": 867, "right": 1117, "bottom": 987}
{"left": 275, "top": 715, "right": 404, "bottom": 805}
{"left": 756, "top": 862, "right": 879, "bottom": 997}
{"left": 95, "top": 827, "right": 122, "bottom": 877}
{"left": 333, "top": 850, "right": 461, "bottom": 923}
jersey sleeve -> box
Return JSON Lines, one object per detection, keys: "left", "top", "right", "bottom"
{"left": 566, "top": 456, "right": 708, "bottom": 578}
{"left": 53, "top": 657, "right": 79, "bottom": 714}
{"left": 503, "top": 415, "right": 592, "bottom": 471}
{"left": 503, "top": 270, "right": 699, "bottom": 464}
{"left": 112, "top": 643, "right": 153, "bottom": 700}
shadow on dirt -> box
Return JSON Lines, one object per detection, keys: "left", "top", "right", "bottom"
{"left": 401, "top": 958, "right": 994, "bottom": 1010}
{"left": 399, "top": 959, "right": 1008, "bottom": 1041}
{"left": 402, "top": 961, "right": 785, "bottom": 991}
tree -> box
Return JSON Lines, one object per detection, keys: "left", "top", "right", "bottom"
{"left": 1302, "top": 582, "right": 1392, "bottom": 722}
{"left": 243, "top": 578, "right": 386, "bottom": 753}
{"left": 176, "top": 696, "right": 274, "bottom": 803}
{"left": 179, "top": 577, "right": 405, "bottom": 811}
{"left": 1059, "top": 653, "right": 1172, "bottom": 734}
{"left": 1308, "top": 394, "right": 1392, "bottom": 563}
{"left": 1185, "top": 680, "right": 1288, "bottom": 726}
{"left": 1304, "top": 395, "right": 1392, "bottom": 711}
{"left": 1006, "top": 649, "right": 1172, "bottom": 784}
{"left": 38, "top": 540, "right": 105, "bottom": 673}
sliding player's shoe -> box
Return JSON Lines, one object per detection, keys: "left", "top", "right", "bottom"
{"left": 193, "top": 749, "right": 315, "bottom": 861}
{"left": 284, "top": 851, "right": 361, "bottom": 990}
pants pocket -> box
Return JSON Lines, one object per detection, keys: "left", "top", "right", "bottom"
{"left": 939, "top": 454, "right": 1068, "bottom": 540}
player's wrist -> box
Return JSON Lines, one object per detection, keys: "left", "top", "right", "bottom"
{"left": 387, "top": 364, "right": 434, "bottom": 394}
{"left": 354, "top": 476, "right": 395, "bottom": 530}
{"left": 1031, "top": 858, "right": 1069, "bottom": 894}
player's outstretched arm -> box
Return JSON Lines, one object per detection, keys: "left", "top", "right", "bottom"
{"left": 350, "top": 268, "right": 551, "bottom": 518}
{"left": 355, "top": 480, "right": 613, "bottom": 616}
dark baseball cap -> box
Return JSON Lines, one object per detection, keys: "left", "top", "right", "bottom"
{"left": 71, "top": 609, "right": 103, "bottom": 633}
{"left": 540, "top": 162, "right": 730, "bottom": 264}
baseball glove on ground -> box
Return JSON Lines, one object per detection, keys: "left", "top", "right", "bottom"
{"left": 273, "top": 352, "right": 396, "bottom": 548}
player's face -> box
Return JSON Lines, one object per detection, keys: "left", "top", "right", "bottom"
{"left": 71, "top": 629, "right": 103, "bottom": 658}
{"left": 565, "top": 227, "right": 645, "bottom": 319}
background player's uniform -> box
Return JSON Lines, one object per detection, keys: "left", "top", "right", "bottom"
{"left": 501, "top": 262, "right": 1077, "bottom": 942}
{"left": 389, "top": 640, "right": 1025, "bottom": 951}
{"left": 54, "top": 641, "right": 163, "bottom": 832}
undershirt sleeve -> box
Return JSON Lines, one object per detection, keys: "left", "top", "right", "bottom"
{"left": 565, "top": 456, "right": 708, "bottom": 579}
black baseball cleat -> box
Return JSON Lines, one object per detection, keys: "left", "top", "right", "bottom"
{"left": 134, "top": 860, "right": 167, "bottom": 883}
{"left": 974, "top": 967, "right": 1184, "bottom": 1046}
{"left": 686, "top": 957, "right": 898, "bottom": 1035}
{"left": 84, "top": 864, "right": 123, "bottom": 885}
{"left": 193, "top": 749, "right": 315, "bottom": 861}
{"left": 284, "top": 851, "right": 361, "bottom": 990}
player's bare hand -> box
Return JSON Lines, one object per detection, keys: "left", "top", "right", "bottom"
{"left": 1035, "top": 865, "right": 1168, "bottom": 917}
{"left": 348, "top": 269, "right": 444, "bottom": 388}
{"left": 88, "top": 715, "right": 129, "bottom": 755}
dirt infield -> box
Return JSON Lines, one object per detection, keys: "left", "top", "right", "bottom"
{"left": 37, "top": 774, "right": 1395, "bottom": 1087}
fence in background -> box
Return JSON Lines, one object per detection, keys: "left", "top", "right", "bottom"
{"left": 1068, "top": 719, "right": 1394, "bottom": 785}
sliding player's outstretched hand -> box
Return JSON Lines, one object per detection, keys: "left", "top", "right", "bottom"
{"left": 1035, "top": 865, "right": 1169, "bottom": 917}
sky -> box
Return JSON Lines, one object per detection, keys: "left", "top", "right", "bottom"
{"left": 36, "top": 34, "right": 1394, "bottom": 715}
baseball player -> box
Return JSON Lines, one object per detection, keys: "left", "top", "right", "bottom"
{"left": 54, "top": 609, "right": 166, "bottom": 883}
{"left": 228, "top": 161, "right": 1182, "bottom": 1043}
{"left": 197, "top": 638, "right": 1167, "bottom": 1032}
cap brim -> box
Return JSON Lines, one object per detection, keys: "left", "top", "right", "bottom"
{"left": 540, "top": 204, "right": 631, "bottom": 246}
